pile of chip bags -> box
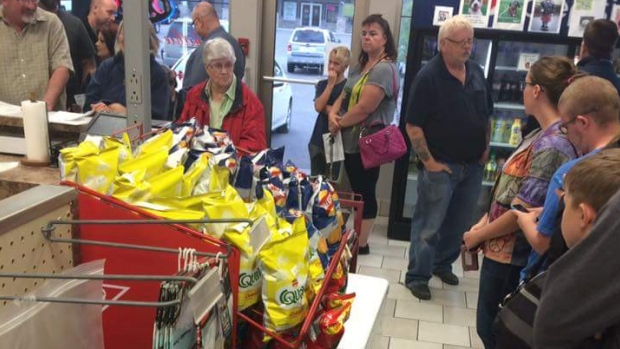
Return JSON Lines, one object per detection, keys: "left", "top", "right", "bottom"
{"left": 61, "top": 120, "right": 354, "bottom": 347}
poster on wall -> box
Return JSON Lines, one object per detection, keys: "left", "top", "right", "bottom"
{"left": 459, "top": 0, "right": 490, "bottom": 28}
{"left": 529, "top": 0, "right": 565, "bottom": 34}
{"left": 612, "top": 5, "right": 620, "bottom": 34}
{"left": 517, "top": 53, "right": 540, "bottom": 71}
{"left": 567, "top": 0, "right": 606, "bottom": 37}
{"left": 492, "top": 0, "right": 527, "bottom": 30}
{"left": 433, "top": 6, "right": 454, "bottom": 26}
{"left": 283, "top": 2, "right": 297, "bottom": 21}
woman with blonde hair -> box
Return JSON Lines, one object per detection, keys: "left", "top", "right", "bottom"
{"left": 309, "top": 46, "right": 351, "bottom": 177}
{"left": 85, "top": 20, "right": 170, "bottom": 120}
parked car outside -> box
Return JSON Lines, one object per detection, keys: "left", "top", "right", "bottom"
{"left": 286, "top": 27, "right": 340, "bottom": 74}
{"left": 171, "top": 52, "right": 293, "bottom": 132}
{"left": 161, "top": 18, "right": 229, "bottom": 67}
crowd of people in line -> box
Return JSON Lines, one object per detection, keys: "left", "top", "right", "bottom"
{"left": 3, "top": 1, "right": 620, "bottom": 347}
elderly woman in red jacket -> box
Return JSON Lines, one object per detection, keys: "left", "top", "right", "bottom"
{"left": 179, "top": 37, "right": 266, "bottom": 154}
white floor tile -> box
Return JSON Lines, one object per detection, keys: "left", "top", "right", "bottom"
{"left": 398, "top": 274, "right": 444, "bottom": 290}
{"left": 443, "top": 306, "right": 477, "bottom": 327}
{"left": 463, "top": 269, "right": 481, "bottom": 279}
{"left": 373, "top": 223, "right": 389, "bottom": 236}
{"left": 370, "top": 244, "right": 407, "bottom": 258}
{"left": 394, "top": 299, "right": 443, "bottom": 323}
{"left": 420, "top": 289, "right": 467, "bottom": 308}
{"left": 380, "top": 298, "right": 397, "bottom": 317}
{"left": 388, "top": 282, "right": 419, "bottom": 301}
{"left": 368, "top": 334, "right": 390, "bottom": 349}
{"left": 444, "top": 277, "right": 480, "bottom": 293}
{"left": 359, "top": 266, "right": 401, "bottom": 283}
{"left": 388, "top": 239, "right": 410, "bottom": 247}
{"left": 389, "top": 338, "right": 442, "bottom": 349}
{"left": 417, "top": 321, "right": 470, "bottom": 347}
{"left": 443, "top": 345, "right": 471, "bottom": 349}
{"left": 382, "top": 256, "right": 409, "bottom": 271}
{"left": 358, "top": 254, "right": 385, "bottom": 268}
{"left": 469, "top": 326, "right": 484, "bottom": 348}
{"left": 465, "top": 292, "right": 479, "bottom": 309}
{"left": 369, "top": 233, "right": 389, "bottom": 245}
{"left": 380, "top": 316, "right": 419, "bottom": 340}
{"left": 375, "top": 216, "right": 389, "bottom": 225}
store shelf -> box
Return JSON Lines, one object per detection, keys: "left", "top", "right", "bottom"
{"left": 495, "top": 102, "right": 525, "bottom": 110}
{"left": 495, "top": 65, "right": 519, "bottom": 71}
{"left": 490, "top": 141, "right": 517, "bottom": 149}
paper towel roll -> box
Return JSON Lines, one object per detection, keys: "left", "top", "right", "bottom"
{"left": 21, "top": 100, "right": 50, "bottom": 163}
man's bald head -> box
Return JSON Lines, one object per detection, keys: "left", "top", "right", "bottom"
{"left": 193, "top": 2, "right": 218, "bottom": 20}
{"left": 89, "top": 0, "right": 117, "bottom": 31}
{"left": 192, "top": 2, "right": 220, "bottom": 38}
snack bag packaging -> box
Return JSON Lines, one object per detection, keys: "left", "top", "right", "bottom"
{"left": 202, "top": 194, "right": 249, "bottom": 239}
{"left": 307, "top": 241, "right": 325, "bottom": 303}
{"left": 233, "top": 156, "right": 254, "bottom": 201}
{"left": 213, "top": 149, "right": 238, "bottom": 179}
{"left": 285, "top": 168, "right": 313, "bottom": 212}
{"left": 193, "top": 160, "right": 231, "bottom": 195}
{"left": 260, "top": 168, "right": 287, "bottom": 215}
{"left": 222, "top": 224, "right": 261, "bottom": 311}
{"left": 324, "top": 260, "right": 347, "bottom": 295}
{"left": 307, "top": 300, "right": 353, "bottom": 348}
{"left": 75, "top": 146, "right": 119, "bottom": 194}
{"left": 166, "top": 147, "right": 188, "bottom": 169}
{"left": 112, "top": 168, "right": 151, "bottom": 203}
{"left": 134, "top": 201, "right": 205, "bottom": 230}
{"left": 181, "top": 153, "right": 210, "bottom": 197}
{"left": 103, "top": 133, "right": 133, "bottom": 164}
{"left": 258, "top": 215, "right": 310, "bottom": 334}
{"left": 119, "top": 147, "right": 168, "bottom": 180}
{"left": 310, "top": 177, "right": 344, "bottom": 246}
{"left": 306, "top": 217, "right": 330, "bottom": 270}
{"left": 323, "top": 292, "right": 356, "bottom": 310}
{"left": 148, "top": 165, "right": 183, "bottom": 198}
{"left": 135, "top": 129, "right": 173, "bottom": 157}
{"left": 169, "top": 122, "right": 196, "bottom": 154}
{"left": 253, "top": 147, "right": 285, "bottom": 170}
{"left": 59, "top": 141, "right": 99, "bottom": 182}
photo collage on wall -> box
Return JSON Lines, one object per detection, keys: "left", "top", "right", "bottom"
{"left": 434, "top": 0, "right": 612, "bottom": 35}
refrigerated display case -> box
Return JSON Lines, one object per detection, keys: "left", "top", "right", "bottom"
{"left": 389, "top": 26, "right": 580, "bottom": 241}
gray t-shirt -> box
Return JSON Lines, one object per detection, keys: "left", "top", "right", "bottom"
{"left": 339, "top": 61, "right": 399, "bottom": 153}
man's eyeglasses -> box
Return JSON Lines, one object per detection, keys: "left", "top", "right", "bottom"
{"left": 208, "top": 62, "right": 234, "bottom": 72}
{"left": 558, "top": 107, "right": 597, "bottom": 134}
{"left": 445, "top": 38, "right": 476, "bottom": 47}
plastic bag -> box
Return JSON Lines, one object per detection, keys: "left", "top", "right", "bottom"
{"left": 112, "top": 168, "right": 151, "bottom": 203}
{"left": 76, "top": 146, "right": 120, "bottom": 194}
{"left": 0, "top": 260, "right": 105, "bottom": 349}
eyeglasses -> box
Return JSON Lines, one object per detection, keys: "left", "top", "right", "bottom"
{"left": 208, "top": 61, "right": 234, "bottom": 72}
{"left": 519, "top": 80, "right": 545, "bottom": 92}
{"left": 558, "top": 107, "right": 597, "bottom": 134}
{"left": 445, "top": 38, "right": 476, "bottom": 47}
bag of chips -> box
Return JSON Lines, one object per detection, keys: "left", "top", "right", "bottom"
{"left": 258, "top": 215, "right": 310, "bottom": 334}
{"left": 112, "top": 169, "right": 150, "bottom": 203}
{"left": 103, "top": 133, "right": 133, "bottom": 165}
{"left": 135, "top": 129, "right": 173, "bottom": 157}
{"left": 119, "top": 147, "right": 168, "bottom": 180}
{"left": 307, "top": 297, "right": 354, "bottom": 349}
{"left": 59, "top": 140, "right": 100, "bottom": 182}
{"left": 310, "top": 176, "right": 345, "bottom": 247}
{"left": 148, "top": 166, "right": 183, "bottom": 198}
{"left": 75, "top": 146, "right": 120, "bottom": 194}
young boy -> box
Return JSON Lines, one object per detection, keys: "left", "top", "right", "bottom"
{"left": 534, "top": 148, "right": 620, "bottom": 347}
{"left": 560, "top": 148, "right": 620, "bottom": 248}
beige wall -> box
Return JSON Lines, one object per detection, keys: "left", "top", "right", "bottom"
{"left": 229, "top": 0, "right": 403, "bottom": 216}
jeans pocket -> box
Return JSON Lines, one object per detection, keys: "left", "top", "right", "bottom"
{"left": 423, "top": 169, "right": 449, "bottom": 185}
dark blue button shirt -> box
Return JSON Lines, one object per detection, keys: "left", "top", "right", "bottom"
{"left": 406, "top": 53, "right": 493, "bottom": 163}
{"left": 577, "top": 56, "right": 620, "bottom": 97}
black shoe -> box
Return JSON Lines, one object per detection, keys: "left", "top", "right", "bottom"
{"left": 433, "top": 270, "right": 460, "bottom": 286}
{"left": 358, "top": 244, "right": 370, "bottom": 255}
{"left": 407, "top": 283, "right": 431, "bottom": 300}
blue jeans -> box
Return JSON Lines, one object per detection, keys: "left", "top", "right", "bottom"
{"left": 405, "top": 162, "right": 483, "bottom": 286}
{"left": 476, "top": 257, "right": 522, "bottom": 349}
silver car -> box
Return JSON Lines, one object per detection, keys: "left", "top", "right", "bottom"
{"left": 286, "top": 27, "right": 339, "bottom": 74}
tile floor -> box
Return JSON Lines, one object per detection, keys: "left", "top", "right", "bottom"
{"left": 358, "top": 217, "right": 484, "bottom": 349}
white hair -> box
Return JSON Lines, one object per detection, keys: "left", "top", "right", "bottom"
{"left": 437, "top": 15, "right": 473, "bottom": 51}
{"left": 202, "top": 38, "right": 236, "bottom": 67}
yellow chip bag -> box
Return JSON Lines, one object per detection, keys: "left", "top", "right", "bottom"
{"left": 222, "top": 223, "right": 261, "bottom": 310}
{"left": 119, "top": 147, "right": 167, "bottom": 180}
{"left": 76, "top": 146, "right": 119, "bottom": 194}
{"left": 149, "top": 166, "right": 183, "bottom": 198}
{"left": 103, "top": 134, "right": 133, "bottom": 164}
{"left": 193, "top": 160, "right": 230, "bottom": 195}
{"left": 59, "top": 141, "right": 100, "bottom": 182}
{"left": 202, "top": 196, "right": 249, "bottom": 239}
{"left": 258, "top": 215, "right": 310, "bottom": 333}
{"left": 112, "top": 169, "right": 151, "bottom": 203}
{"left": 135, "top": 201, "right": 205, "bottom": 230}
{"left": 135, "top": 129, "right": 173, "bottom": 156}
{"left": 181, "top": 153, "right": 210, "bottom": 197}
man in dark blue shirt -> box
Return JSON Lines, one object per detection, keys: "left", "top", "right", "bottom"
{"left": 577, "top": 19, "right": 620, "bottom": 97}
{"left": 182, "top": 2, "right": 245, "bottom": 93}
{"left": 404, "top": 15, "right": 493, "bottom": 301}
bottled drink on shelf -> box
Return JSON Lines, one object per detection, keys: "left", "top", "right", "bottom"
{"left": 499, "top": 77, "right": 509, "bottom": 101}
{"left": 484, "top": 154, "right": 497, "bottom": 182}
{"left": 502, "top": 117, "right": 512, "bottom": 144}
{"left": 492, "top": 115, "right": 505, "bottom": 143}
{"left": 509, "top": 118, "right": 522, "bottom": 146}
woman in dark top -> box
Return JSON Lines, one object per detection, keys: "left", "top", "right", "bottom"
{"left": 95, "top": 22, "right": 118, "bottom": 64}
{"left": 85, "top": 20, "right": 170, "bottom": 120}
{"left": 309, "top": 46, "right": 350, "bottom": 177}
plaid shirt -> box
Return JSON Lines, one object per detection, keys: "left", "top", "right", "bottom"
{"left": 0, "top": 7, "right": 73, "bottom": 110}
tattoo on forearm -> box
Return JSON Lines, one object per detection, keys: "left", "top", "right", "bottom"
{"left": 412, "top": 137, "right": 431, "bottom": 162}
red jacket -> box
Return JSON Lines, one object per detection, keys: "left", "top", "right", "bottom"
{"left": 179, "top": 80, "right": 267, "bottom": 155}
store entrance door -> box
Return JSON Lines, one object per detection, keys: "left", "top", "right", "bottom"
{"left": 301, "top": 3, "right": 322, "bottom": 27}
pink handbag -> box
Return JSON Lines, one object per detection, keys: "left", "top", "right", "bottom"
{"left": 357, "top": 63, "right": 407, "bottom": 169}
{"left": 358, "top": 121, "right": 407, "bottom": 169}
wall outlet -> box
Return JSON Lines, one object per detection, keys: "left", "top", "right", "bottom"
{"left": 127, "top": 72, "right": 142, "bottom": 104}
